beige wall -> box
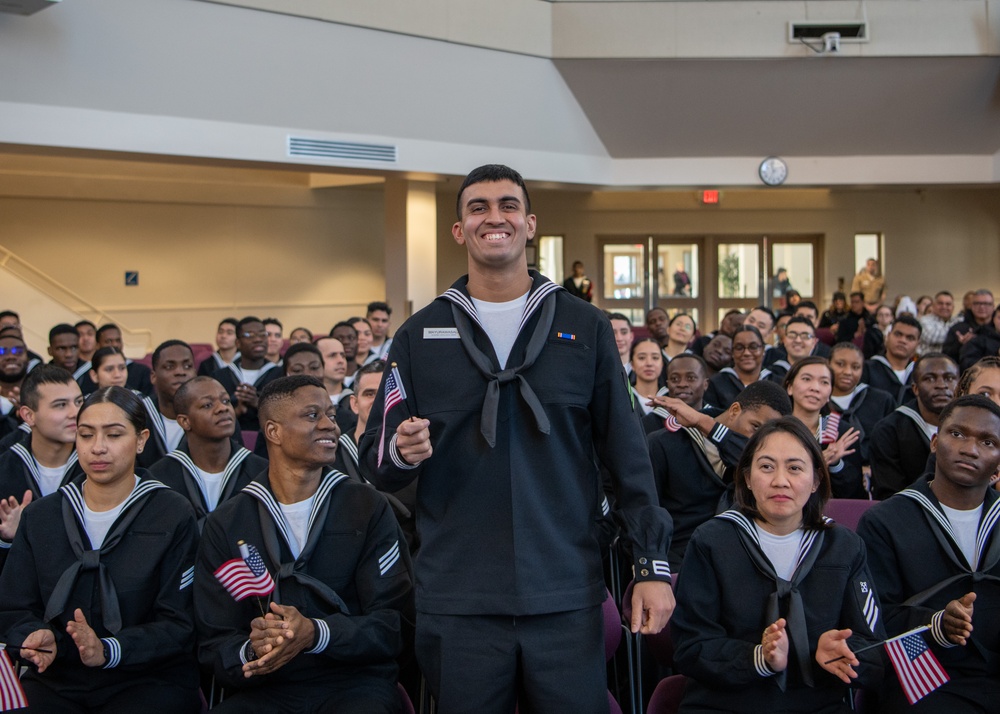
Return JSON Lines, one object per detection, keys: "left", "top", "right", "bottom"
{"left": 437, "top": 185, "right": 1000, "bottom": 331}
{"left": 0, "top": 188, "right": 386, "bottom": 355}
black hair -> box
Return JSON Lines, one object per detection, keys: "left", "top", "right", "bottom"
{"left": 831, "top": 292, "right": 846, "bottom": 302}
{"left": 784, "top": 315, "right": 816, "bottom": 334}
{"left": 733, "top": 416, "right": 832, "bottom": 531}
{"left": 455, "top": 164, "right": 531, "bottom": 220}
{"left": 282, "top": 342, "right": 324, "bottom": 375}
{"left": 748, "top": 306, "right": 775, "bottom": 327}
{"left": 237, "top": 316, "right": 264, "bottom": 333}
{"left": 934, "top": 290, "right": 953, "bottom": 300}
{"left": 262, "top": 318, "right": 283, "bottom": 330}
{"left": 366, "top": 301, "right": 392, "bottom": 317}
{"left": 667, "top": 353, "right": 708, "bottom": 377}
{"left": 90, "top": 346, "right": 126, "bottom": 372}
{"left": 20, "top": 364, "right": 76, "bottom": 411}
{"left": 782, "top": 355, "right": 832, "bottom": 393}
{"left": 630, "top": 337, "right": 663, "bottom": 362}
{"left": 95, "top": 323, "right": 120, "bottom": 340}
{"left": 607, "top": 312, "right": 632, "bottom": 327}
{"left": 938, "top": 393, "right": 1000, "bottom": 427}
{"left": 733, "top": 325, "right": 764, "bottom": 343}
{"left": 74, "top": 320, "right": 96, "bottom": 332}
{"left": 830, "top": 341, "right": 863, "bottom": 358}
{"left": 849, "top": 291, "right": 865, "bottom": 301}
{"left": 172, "top": 376, "right": 225, "bottom": 416}
{"left": 152, "top": 339, "right": 193, "bottom": 369}
{"left": 330, "top": 321, "right": 358, "bottom": 337}
{"left": 355, "top": 360, "right": 386, "bottom": 381}
{"left": 289, "top": 327, "right": 314, "bottom": 341}
{"left": 48, "top": 323, "right": 77, "bottom": 344}
{"left": 795, "top": 300, "right": 819, "bottom": 314}
{"left": 734, "top": 379, "right": 793, "bottom": 416}
{"left": 959, "top": 356, "right": 1000, "bottom": 397}
{"left": 913, "top": 351, "right": 957, "bottom": 378}
{"left": 891, "top": 314, "right": 923, "bottom": 337}
{"left": 668, "top": 312, "right": 697, "bottom": 331}
{"left": 0, "top": 330, "right": 25, "bottom": 344}
{"left": 218, "top": 317, "right": 238, "bottom": 330}
{"left": 258, "top": 375, "right": 326, "bottom": 424}
{"left": 79, "top": 386, "right": 147, "bottom": 435}
{"left": 0, "top": 311, "right": 20, "bottom": 322}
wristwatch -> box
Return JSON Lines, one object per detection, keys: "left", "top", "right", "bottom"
{"left": 243, "top": 640, "right": 258, "bottom": 662}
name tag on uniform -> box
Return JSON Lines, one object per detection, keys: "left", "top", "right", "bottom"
{"left": 424, "top": 327, "right": 460, "bottom": 340}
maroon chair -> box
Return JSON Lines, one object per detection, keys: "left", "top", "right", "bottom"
{"left": 240, "top": 429, "right": 258, "bottom": 451}
{"left": 824, "top": 497, "right": 879, "bottom": 532}
{"left": 645, "top": 674, "right": 687, "bottom": 714}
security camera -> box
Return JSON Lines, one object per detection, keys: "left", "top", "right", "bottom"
{"left": 822, "top": 32, "right": 841, "bottom": 53}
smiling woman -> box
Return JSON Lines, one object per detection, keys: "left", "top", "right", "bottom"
{"left": 0, "top": 386, "right": 202, "bottom": 712}
{"left": 670, "top": 416, "right": 886, "bottom": 714}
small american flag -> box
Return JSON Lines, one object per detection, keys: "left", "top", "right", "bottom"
{"left": 663, "top": 413, "right": 682, "bottom": 432}
{"left": 821, "top": 413, "right": 841, "bottom": 445}
{"left": 885, "top": 630, "right": 949, "bottom": 705}
{"left": 0, "top": 649, "right": 27, "bottom": 711}
{"left": 377, "top": 364, "right": 407, "bottom": 467}
{"left": 213, "top": 542, "right": 275, "bottom": 602}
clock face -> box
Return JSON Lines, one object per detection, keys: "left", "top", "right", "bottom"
{"left": 759, "top": 157, "right": 787, "bottom": 186}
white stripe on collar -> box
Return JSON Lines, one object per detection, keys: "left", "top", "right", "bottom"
{"left": 896, "top": 405, "right": 938, "bottom": 443}
{"left": 441, "top": 278, "right": 563, "bottom": 337}
{"left": 142, "top": 396, "right": 167, "bottom": 446}
{"left": 338, "top": 433, "right": 359, "bottom": 467}
{"left": 166, "top": 446, "right": 252, "bottom": 503}
{"left": 11, "top": 444, "right": 78, "bottom": 492}
{"left": 61, "top": 476, "right": 167, "bottom": 528}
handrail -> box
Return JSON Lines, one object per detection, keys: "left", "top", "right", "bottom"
{"left": 0, "top": 243, "right": 154, "bottom": 352}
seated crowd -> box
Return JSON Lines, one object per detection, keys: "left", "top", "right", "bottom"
{"left": 0, "top": 281, "right": 997, "bottom": 714}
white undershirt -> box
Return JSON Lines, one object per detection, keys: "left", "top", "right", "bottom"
{"left": 162, "top": 416, "right": 184, "bottom": 452}
{"left": 471, "top": 292, "right": 529, "bottom": 369}
{"left": 279, "top": 494, "right": 316, "bottom": 559}
{"left": 194, "top": 466, "right": 226, "bottom": 512}
{"left": 755, "top": 524, "right": 804, "bottom": 581}
{"left": 892, "top": 368, "right": 908, "bottom": 383}
{"left": 35, "top": 463, "right": 66, "bottom": 497}
{"left": 82, "top": 476, "right": 138, "bottom": 549}
{"left": 940, "top": 503, "right": 983, "bottom": 569}
{"left": 240, "top": 367, "right": 262, "bottom": 385}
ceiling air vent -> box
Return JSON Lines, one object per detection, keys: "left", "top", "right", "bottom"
{"left": 288, "top": 136, "right": 397, "bottom": 163}
{"left": 789, "top": 21, "right": 869, "bottom": 43}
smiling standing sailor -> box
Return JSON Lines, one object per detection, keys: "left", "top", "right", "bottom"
{"left": 361, "top": 164, "right": 674, "bottom": 714}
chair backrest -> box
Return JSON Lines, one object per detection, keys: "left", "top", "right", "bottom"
{"left": 241, "top": 429, "right": 259, "bottom": 451}
{"left": 825, "top": 498, "right": 879, "bottom": 532}
{"left": 602, "top": 588, "right": 622, "bottom": 661}
{"left": 646, "top": 674, "right": 688, "bottom": 714}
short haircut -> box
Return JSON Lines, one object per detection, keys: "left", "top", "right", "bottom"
{"left": 974, "top": 288, "right": 994, "bottom": 299}
{"left": 282, "top": 342, "right": 324, "bottom": 375}
{"left": 263, "top": 317, "right": 283, "bottom": 330}
{"left": 455, "top": 164, "right": 531, "bottom": 219}
{"left": 959, "top": 356, "right": 1000, "bottom": 397}
{"left": 934, "top": 290, "right": 953, "bottom": 300}
{"left": 355, "top": 359, "right": 386, "bottom": 382}
{"left": 258, "top": 375, "right": 326, "bottom": 425}
{"left": 830, "top": 341, "right": 863, "bottom": 359}
{"left": 48, "top": 323, "right": 77, "bottom": 344}
{"left": 0, "top": 327, "right": 22, "bottom": 339}
{"left": 151, "top": 339, "right": 193, "bottom": 369}
{"left": 734, "top": 379, "right": 793, "bottom": 416}
{"left": 0, "top": 311, "right": 20, "bottom": 322}
{"left": 784, "top": 315, "right": 815, "bottom": 333}
{"left": 891, "top": 314, "right": 923, "bottom": 337}
{"left": 913, "top": 351, "right": 957, "bottom": 377}
{"left": 95, "top": 323, "right": 120, "bottom": 339}
{"left": 91, "top": 346, "right": 125, "bottom": 372}
{"left": 646, "top": 307, "right": 668, "bottom": 321}
{"left": 667, "top": 353, "right": 708, "bottom": 377}
{"left": 939, "top": 393, "right": 1000, "bottom": 426}
{"left": 733, "top": 416, "right": 832, "bottom": 531}
{"left": 172, "top": 376, "right": 222, "bottom": 416}
{"left": 607, "top": 312, "right": 632, "bottom": 327}
{"left": 330, "top": 321, "right": 358, "bottom": 337}
{"left": 366, "top": 301, "right": 392, "bottom": 317}
{"left": 832, "top": 292, "right": 846, "bottom": 302}
{"left": 748, "top": 306, "right": 775, "bottom": 326}
{"left": 74, "top": 320, "right": 96, "bottom": 332}
{"left": 782, "top": 355, "right": 832, "bottom": 391}
{"left": 79, "top": 386, "right": 146, "bottom": 434}
{"left": 849, "top": 291, "right": 865, "bottom": 300}
{"left": 20, "top": 364, "right": 75, "bottom": 411}
{"left": 795, "top": 300, "right": 818, "bottom": 314}
{"left": 218, "top": 317, "right": 238, "bottom": 330}
{"left": 237, "top": 316, "right": 263, "bottom": 333}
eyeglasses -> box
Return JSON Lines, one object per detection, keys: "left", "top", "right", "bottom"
{"left": 785, "top": 331, "right": 816, "bottom": 342}
{"left": 973, "top": 301, "right": 995, "bottom": 307}
{"left": 733, "top": 343, "right": 763, "bottom": 353}
{"left": 0, "top": 346, "right": 24, "bottom": 356}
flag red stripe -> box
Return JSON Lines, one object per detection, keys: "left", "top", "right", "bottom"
{"left": 0, "top": 650, "right": 28, "bottom": 710}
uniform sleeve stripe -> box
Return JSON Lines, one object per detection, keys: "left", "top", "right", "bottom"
{"left": 753, "top": 644, "right": 776, "bottom": 677}
{"left": 179, "top": 565, "right": 194, "bottom": 591}
{"left": 651, "top": 559, "right": 671, "bottom": 577}
{"left": 389, "top": 434, "right": 419, "bottom": 471}
{"left": 379, "top": 541, "right": 400, "bottom": 576}
{"left": 305, "top": 619, "right": 330, "bottom": 654}
{"left": 601, "top": 496, "right": 610, "bottom": 517}
{"left": 239, "top": 639, "right": 252, "bottom": 665}
{"left": 863, "top": 590, "right": 879, "bottom": 634}
{"left": 930, "top": 609, "right": 956, "bottom": 648}
{"left": 101, "top": 638, "right": 121, "bottom": 669}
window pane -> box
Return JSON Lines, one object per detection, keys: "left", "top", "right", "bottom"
{"left": 657, "top": 243, "right": 699, "bottom": 298}
{"left": 537, "top": 235, "right": 564, "bottom": 284}
{"left": 717, "top": 244, "right": 759, "bottom": 299}
{"left": 771, "top": 243, "right": 814, "bottom": 299}
{"left": 854, "top": 233, "right": 879, "bottom": 274}
{"left": 603, "top": 243, "right": 644, "bottom": 300}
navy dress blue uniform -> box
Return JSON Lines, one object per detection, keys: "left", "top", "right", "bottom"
{"left": 671, "top": 512, "right": 885, "bottom": 714}
{"left": 869, "top": 407, "right": 935, "bottom": 500}
{"left": 362, "top": 273, "right": 673, "bottom": 713}
{"left": 211, "top": 360, "right": 282, "bottom": 432}
{"left": 704, "top": 367, "right": 773, "bottom": 411}
{"left": 828, "top": 383, "right": 895, "bottom": 467}
{"left": 194, "top": 471, "right": 414, "bottom": 714}
{"left": 857, "top": 477, "right": 1000, "bottom": 712}
{"left": 0, "top": 475, "right": 201, "bottom": 712}
{"left": 862, "top": 356, "right": 916, "bottom": 407}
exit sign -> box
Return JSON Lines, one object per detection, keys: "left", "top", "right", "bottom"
{"left": 701, "top": 190, "right": 720, "bottom": 205}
